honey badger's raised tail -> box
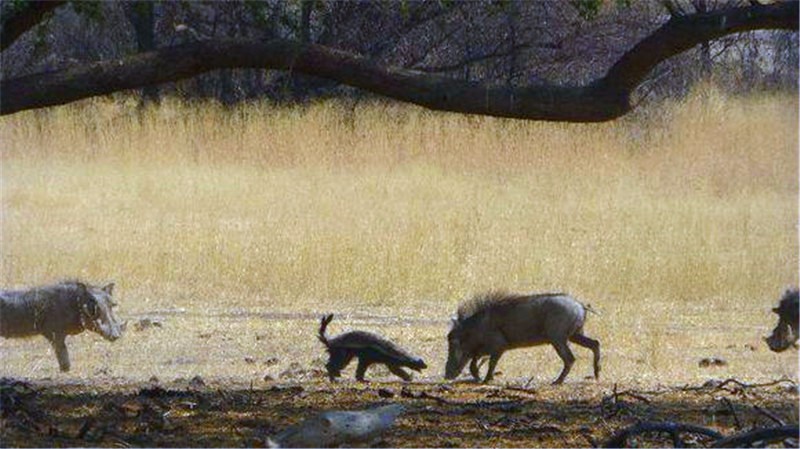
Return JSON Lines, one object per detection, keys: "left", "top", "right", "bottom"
{"left": 318, "top": 314, "right": 334, "bottom": 347}
{"left": 316, "top": 314, "right": 427, "bottom": 382}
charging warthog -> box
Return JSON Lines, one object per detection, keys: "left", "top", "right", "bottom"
{"left": 0, "top": 280, "right": 125, "bottom": 372}
{"left": 445, "top": 291, "right": 600, "bottom": 384}
{"left": 766, "top": 287, "right": 799, "bottom": 352}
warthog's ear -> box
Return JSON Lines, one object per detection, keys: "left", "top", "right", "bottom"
{"left": 75, "top": 281, "right": 89, "bottom": 293}
{"left": 102, "top": 282, "right": 115, "bottom": 295}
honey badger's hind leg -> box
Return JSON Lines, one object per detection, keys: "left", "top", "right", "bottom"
{"left": 355, "top": 357, "right": 374, "bottom": 382}
{"left": 326, "top": 349, "right": 354, "bottom": 381}
{"left": 387, "top": 364, "right": 412, "bottom": 381}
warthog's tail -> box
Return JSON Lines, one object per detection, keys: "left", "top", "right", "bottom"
{"left": 318, "top": 314, "right": 334, "bottom": 347}
{"left": 582, "top": 303, "right": 600, "bottom": 316}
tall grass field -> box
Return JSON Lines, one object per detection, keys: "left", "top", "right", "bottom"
{"left": 0, "top": 85, "right": 797, "bottom": 386}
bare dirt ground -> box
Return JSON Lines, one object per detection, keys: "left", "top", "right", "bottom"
{"left": 1, "top": 311, "right": 798, "bottom": 447}
{"left": 1, "top": 375, "right": 797, "bottom": 447}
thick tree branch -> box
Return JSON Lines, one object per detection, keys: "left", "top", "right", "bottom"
{"left": 1, "top": 1, "right": 66, "bottom": 52}
{"left": 712, "top": 425, "right": 799, "bottom": 448}
{"left": 598, "top": 1, "right": 798, "bottom": 93}
{"left": 416, "top": 42, "right": 558, "bottom": 74}
{"left": 1, "top": 1, "right": 797, "bottom": 120}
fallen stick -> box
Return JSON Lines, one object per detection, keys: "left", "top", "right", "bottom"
{"left": 712, "top": 424, "right": 799, "bottom": 448}
{"left": 752, "top": 404, "right": 785, "bottom": 426}
{"left": 602, "top": 421, "right": 723, "bottom": 448}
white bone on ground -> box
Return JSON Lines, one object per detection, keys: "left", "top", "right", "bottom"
{"left": 268, "top": 404, "right": 405, "bottom": 448}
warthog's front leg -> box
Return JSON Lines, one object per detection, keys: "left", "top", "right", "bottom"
{"left": 46, "top": 333, "right": 70, "bottom": 372}
{"left": 483, "top": 352, "right": 503, "bottom": 383}
{"left": 469, "top": 357, "right": 482, "bottom": 381}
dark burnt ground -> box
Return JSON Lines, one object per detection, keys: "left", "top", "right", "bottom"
{"left": 1, "top": 377, "right": 797, "bottom": 447}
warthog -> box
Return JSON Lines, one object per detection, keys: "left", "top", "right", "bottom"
{"left": 445, "top": 291, "right": 600, "bottom": 384}
{"left": 0, "top": 280, "right": 124, "bottom": 372}
{"left": 766, "top": 287, "right": 799, "bottom": 352}
{"left": 318, "top": 314, "right": 427, "bottom": 382}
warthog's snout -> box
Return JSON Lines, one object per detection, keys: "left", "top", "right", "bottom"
{"left": 98, "top": 322, "right": 123, "bottom": 341}
{"left": 765, "top": 326, "right": 797, "bottom": 353}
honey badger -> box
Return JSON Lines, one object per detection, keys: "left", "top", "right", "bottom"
{"left": 317, "top": 314, "right": 427, "bottom": 382}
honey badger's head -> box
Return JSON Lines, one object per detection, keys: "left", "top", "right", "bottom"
{"left": 324, "top": 349, "right": 349, "bottom": 380}
{"left": 408, "top": 357, "right": 427, "bottom": 371}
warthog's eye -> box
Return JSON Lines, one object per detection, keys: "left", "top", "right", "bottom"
{"left": 85, "top": 300, "right": 99, "bottom": 317}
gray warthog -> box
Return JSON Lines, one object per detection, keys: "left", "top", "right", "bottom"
{"left": 766, "top": 287, "right": 799, "bottom": 352}
{"left": 445, "top": 291, "right": 600, "bottom": 384}
{"left": 0, "top": 280, "right": 124, "bottom": 372}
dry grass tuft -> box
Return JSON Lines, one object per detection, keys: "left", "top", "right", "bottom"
{"left": 0, "top": 84, "right": 797, "bottom": 384}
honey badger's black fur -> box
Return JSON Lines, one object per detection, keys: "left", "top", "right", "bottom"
{"left": 318, "top": 314, "right": 427, "bottom": 382}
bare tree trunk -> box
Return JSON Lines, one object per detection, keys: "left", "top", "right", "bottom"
{"left": 300, "top": 0, "right": 313, "bottom": 44}
{"left": 125, "top": 2, "right": 159, "bottom": 105}
{"left": 506, "top": 1, "right": 519, "bottom": 87}
{"left": 693, "top": 0, "right": 713, "bottom": 76}
{"left": 1, "top": 1, "right": 66, "bottom": 51}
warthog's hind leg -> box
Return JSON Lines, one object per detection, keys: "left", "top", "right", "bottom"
{"left": 569, "top": 333, "right": 601, "bottom": 379}
{"left": 551, "top": 340, "right": 575, "bottom": 385}
{"left": 46, "top": 333, "right": 70, "bottom": 372}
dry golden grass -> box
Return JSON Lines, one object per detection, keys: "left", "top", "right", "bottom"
{"left": 0, "top": 84, "right": 797, "bottom": 386}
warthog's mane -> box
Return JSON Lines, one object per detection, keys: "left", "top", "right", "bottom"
{"left": 457, "top": 291, "right": 566, "bottom": 322}
{"left": 2, "top": 280, "right": 84, "bottom": 299}
{"left": 777, "top": 287, "right": 799, "bottom": 319}
{"left": 54, "top": 280, "right": 86, "bottom": 289}
{"left": 780, "top": 288, "right": 799, "bottom": 307}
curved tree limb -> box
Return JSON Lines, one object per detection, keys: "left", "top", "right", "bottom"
{"left": 712, "top": 424, "right": 799, "bottom": 448}
{"left": 1, "top": 1, "right": 797, "bottom": 120}
{"left": 602, "top": 421, "right": 723, "bottom": 448}
{"left": 1, "top": 1, "right": 66, "bottom": 52}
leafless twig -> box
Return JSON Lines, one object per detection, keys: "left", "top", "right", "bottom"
{"left": 752, "top": 404, "right": 786, "bottom": 426}
{"left": 720, "top": 397, "right": 742, "bottom": 430}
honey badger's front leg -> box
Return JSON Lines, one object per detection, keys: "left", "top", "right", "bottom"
{"left": 387, "top": 364, "right": 411, "bottom": 381}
